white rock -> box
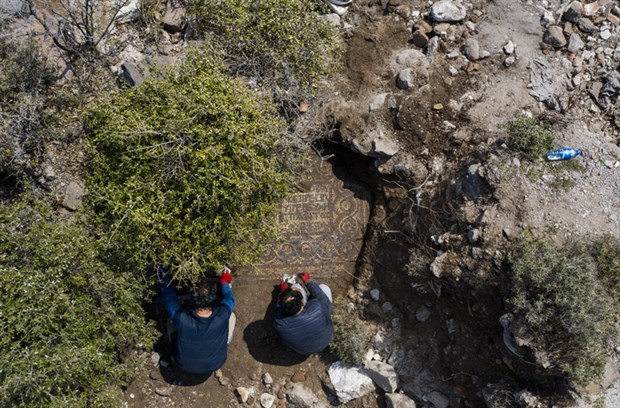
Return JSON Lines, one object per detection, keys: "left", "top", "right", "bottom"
{"left": 430, "top": 252, "right": 448, "bottom": 278}
{"left": 370, "top": 288, "right": 380, "bottom": 301}
{"left": 321, "top": 13, "right": 341, "bottom": 28}
{"left": 504, "top": 56, "right": 516, "bottom": 67}
{"left": 327, "top": 361, "right": 375, "bottom": 403}
{"left": 263, "top": 372, "right": 273, "bottom": 385}
{"left": 503, "top": 40, "right": 515, "bottom": 55}
{"left": 463, "top": 38, "right": 480, "bottom": 61}
{"left": 567, "top": 33, "right": 584, "bottom": 53}
{"left": 386, "top": 393, "right": 417, "bottom": 408}
{"left": 260, "top": 393, "right": 276, "bottom": 408}
{"left": 373, "top": 137, "right": 399, "bottom": 156}
{"left": 430, "top": 0, "right": 466, "bottom": 22}
{"left": 540, "top": 10, "right": 555, "bottom": 28}
{"left": 369, "top": 93, "right": 387, "bottom": 111}
{"left": 236, "top": 387, "right": 252, "bottom": 403}
{"left": 63, "top": 181, "right": 84, "bottom": 211}
{"left": 364, "top": 361, "right": 399, "bottom": 392}
{"left": 286, "top": 383, "right": 327, "bottom": 408}
{"left": 396, "top": 68, "right": 415, "bottom": 89}
{"left": 116, "top": 0, "right": 140, "bottom": 24}
{"left": 448, "top": 66, "right": 459, "bottom": 76}
{"left": 600, "top": 29, "right": 611, "bottom": 40}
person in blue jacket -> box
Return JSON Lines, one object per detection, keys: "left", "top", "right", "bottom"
{"left": 273, "top": 272, "right": 334, "bottom": 355}
{"left": 159, "top": 267, "right": 235, "bottom": 374}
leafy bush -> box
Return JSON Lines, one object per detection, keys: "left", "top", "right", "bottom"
{"left": 0, "top": 198, "right": 156, "bottom": 407}
{"left": 86, "top": 53, "right": 293, "bottom": 283}
{"left": 330, "top": 304, "right": 372, "bottom": 365}
{"left": 189, "top": 0, "right": 338, "bottom": 88}
{"left": 502, "top": 115, "right": 554, "bottom": 159}
{"left": 507, "top": 234, "right": 618, "bottom": 386}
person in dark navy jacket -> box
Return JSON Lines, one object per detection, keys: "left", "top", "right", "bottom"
{"left": 160, "top": 267, "right": 235, "bottom": 374}
{"left": 273, "top": 272, "right": 333, "bottom": 355}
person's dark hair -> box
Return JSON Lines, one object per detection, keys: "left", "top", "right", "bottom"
{"left": 191, "top": 278, "right": 218, "bottom": 309}
{"left": 279, "top": 289, "right": 303, "bottom": 316}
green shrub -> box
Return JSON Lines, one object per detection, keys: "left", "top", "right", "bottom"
{"left": 188, "top": 0, "right": 338, "bottom": 88}
{"left": 86, "top": 53, "right": 293, "bottom": 283}
{"left": 502, "top": 115, "right": 554, "bottom": 159}
{"left": 330, "top": 303, "right": 372, "bottom": 365}
{"left": 0, "top": 198, "right": 156, "bottom": 407}
{"left": 507, "top": 234, "right": 618, "bottom": 386}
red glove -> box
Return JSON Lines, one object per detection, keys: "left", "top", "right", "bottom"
{"left": 280, "top": 280, "right": 288, "bottom": 292}
{"left": 299, "top": 272, "right": 310, "bottom": 283}
{"left": 219, "top": 267, "right": 232, "bottom": 284}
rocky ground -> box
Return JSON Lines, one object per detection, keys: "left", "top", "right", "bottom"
{"left": 4, "top": 0, "right": 620, "bottom": 407}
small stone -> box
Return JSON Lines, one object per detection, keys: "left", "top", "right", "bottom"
{"left": 567, "top": 33, "right": 584, "bottom": 53}
{"left": 448, "top": 66, "right": 459, "bottom": 76}
{"left": 416, "top": 305, "right": 431, "bottom": 322}
{"left": 364, "top": 360, "right": 399, "bottom": 392}
{"left": 299, "top": 100, "right": 309, "bottom": 113}
{"left": 151, "top": 352, "right": 160, "bottom": 366}
{"left": 608, "top": 13, "right": 620, "bottom": 26}
{"left": 369, "top": 93, "right": 387, "bottom": 111}
{"left": 236, "top": 387, "right": 251, "bottom": 403}
{"left": 385, "top": 393, "right": 417, "bottom": 408}
{"left": 155, "top": 386, "right": 172, "bottom": 397}
{"left": 512, "top": 157, "right": 521, "bottom": 167}
{"left": 502, "top": 228, "right": 512, "bottom": 239}
{"left": 62, "top": 181, "right": 85, "bottom": 211}
{"left": 396, "top": 68, "right": 415, "bottom": 90}
{"left": 543, "top": 26, "right": 567, "bottom": 48}
{"left": 467, "top": 228, "right": 480, "bottom": 243}
{"left": 583, "top": 1, "right": 600, "bottom": 17}
{"left": 321, "top": 13, "right": 341, "bottom": 28}
{"left": 432, "top": 103, "right": 444, "bottom": 110}
{"left": 464, "top": 38, "right": 480, "bottom": 61}
{"left": 218, "top": 376, "right": 230, "bottom": 386}
{"left": 412, "top": 29, "right": 429, "bottom": 48}
{"left": 503, "top": 40, "right": 515, "bottom": 55}
{"left": 286, "top": 384, "right": 325, "bottom": 408}
{"left": 540, "top": 10, "right": 555, "bottom": 28}
{"left": 163, "top": 0, "right": 187, "bottom": 33}
{"left": 479, "top": 50, "right": 490, "bottom": 59}
{"left": 504, "top": 56, "right": 516, "bottom": 67}
{"left": 577, "top": 17, "right": 598, "bottom": 33}
{"left": 291, "top": 371, "right": 305, "bottom": 383}
{"left": 414, "top": 19, "right": 433, "bottom": 34}
{"left": 382, "top": 302, "right": 393, "bottom": 313}
{"left": 120, "top": 61, "right": 144, "bottom": 87}
{"left": 430, "top": 0, "right": 466, "bottom": 22}
{"left": 328, "top": 361, "right": 375, "bottom": 403}
{"left": 214, "top": 369, "right": 223, "bottom": 378}
{"left": 563, "top": 2, "right": 584, "bottom": 23}
{"left": 600, "top": 29, "right": 611, "bottom": 40}
{"left": 260, "top": 393, "right": 276, "bottom": 408}
{"left": 370, "top": 288, "right": 380, "bottom": 301}
{"left": 426, "top": 391, "right": 449, "bottom": 408}
{"left": 263, "top": 372, "right": 273, "bottom": 386}
{"left": 465, "top": 21, "right": 476, "bottom": 32}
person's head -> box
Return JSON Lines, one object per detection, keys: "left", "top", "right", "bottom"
{"left": 191, "top": 278, "right": 218, "bottom": 310}
{"left": 279, "top": 288, "right": 304, "bottom": 316}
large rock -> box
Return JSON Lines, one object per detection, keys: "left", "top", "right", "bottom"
{"left": 286, "top": 384, "right": 327, "bottom": 408}
{"left": 386, "top": 393, "right": 417, "bottom": 408}
{"left": 430, "top": 0, "right": 466, "bottom": 22}
{"left": 163, "top": 0, "right": 187, "bottom": 33}
{"left": 327, "top": 361, "right": 375, "bottom": 403}
{"left": 364, "top": 361, "right": 399, "bottom": 392}
{"left": 543, "top": 26, "right": 566, "bottom": 48}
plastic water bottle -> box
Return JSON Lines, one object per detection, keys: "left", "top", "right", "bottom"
{"left": 546, "top": 148, "right": 581, "bottom": 161}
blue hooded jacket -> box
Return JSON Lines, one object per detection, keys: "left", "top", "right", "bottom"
{"left": 160, "top": 280, "right": 235, "bottom": 374}
{"left": 273, "top": 281, "right": 333, "bottom": 355}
